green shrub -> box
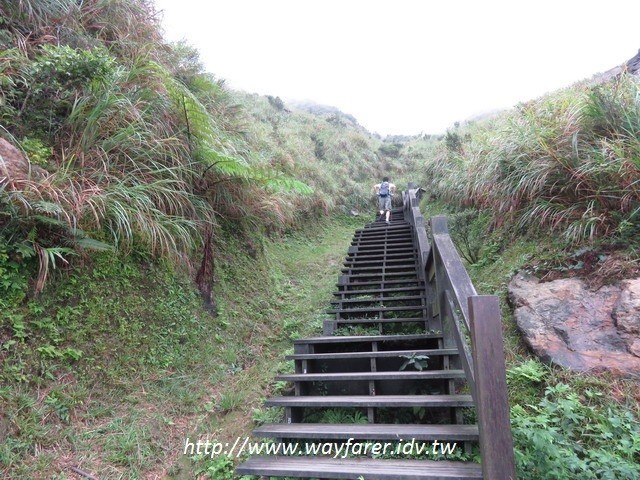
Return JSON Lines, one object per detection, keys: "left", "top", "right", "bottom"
{"left": 512, "top": 383, "right": 640, "bottom": 479}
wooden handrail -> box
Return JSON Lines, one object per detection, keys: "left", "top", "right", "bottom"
{"left": 402, "top": 188, "right": 516, "bottom": 480}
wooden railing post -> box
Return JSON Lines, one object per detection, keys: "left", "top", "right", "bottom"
{"left": 468, "top": 296, "right": 516, "bottom": 480}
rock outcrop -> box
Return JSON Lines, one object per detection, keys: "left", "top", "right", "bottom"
{"left": 592, "top": 49, "right": 640, "bottom": 84}
{"left": 0, "top": 137, "right": 47, "bottom": 189}
{"left": 508, "top": 272, "right": 640, "bottom": 377}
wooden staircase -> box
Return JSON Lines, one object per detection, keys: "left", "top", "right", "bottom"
{"left": 237, "top": 194, "right": 515, "bottom": 479}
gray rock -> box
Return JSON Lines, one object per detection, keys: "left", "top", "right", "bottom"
{"left": 613, "top": 279, "right": 640, "bottom": 336}
{"left": 508, "top": 272, "right": 640, "bottom": 376}
{"left": 0, "top": 137, "right": 48, "bottom": 188}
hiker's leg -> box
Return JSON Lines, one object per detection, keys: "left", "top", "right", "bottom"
{"left": 378, "top": 197, "right": 385, "bottom": 220}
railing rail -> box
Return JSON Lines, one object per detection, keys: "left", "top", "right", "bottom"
{"left": 402, "top": 187, "right": 516, "bottom": 480}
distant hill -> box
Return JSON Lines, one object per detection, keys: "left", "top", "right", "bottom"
{"left": 591, "top": 48, "right": 640, "bottom": 84}
{"left": 286, "top": 99, "right": 361, "bottom": 126}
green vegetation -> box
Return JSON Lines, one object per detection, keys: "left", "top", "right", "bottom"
{"left": 415, "top": 75, "right": 640, "bottom": 245}
{"left": 0, "top": 213, "right": 362, "bottom": 478}
{"left": 2, "top": 1, "right": 640, "bottom": 479}
{"left": 416, "top": 85, "right": 640, "bottom": 477}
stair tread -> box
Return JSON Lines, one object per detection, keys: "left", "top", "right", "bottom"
{"left": 293, "top": 334, "right": 442, "bottom": 345}
{"left": 328, "top": 305, "right": 426, "bottom": 314}
{"left": 340, "top": 263, "right": 417, "bottom": 274}
{"left": 351, "top": 242, "right": 414, "bottom": 247}
{"left": 266, "top": 394, "right": 474, "bottom": 407}
{"left": 236, "top": 456, "right": 483, "bottom": 479}
{"left": 276, "top": 370, "right": 465, "bottom": 381}
{"left": 331, "top": 295, "right": 425, "bottom": 304}
{"left": 337, "top": 279, "right": 424, "bottom": 287}
{"left": 343, "top": 260, "right": 418, "bottom": 267}
{"left": 334, "top": 287, "right": 426, "bottom": 295}
{"left": 346, "top": 251, "right": 417, "bottom": 257}
{"left": 286, "top": 349, "right": 457, "bottom": 361}
{"left": 254, "top": 423, "right": 479, "bottom": 440}
{"left": 333, "top": 317, "right": 426, "bottom": 324}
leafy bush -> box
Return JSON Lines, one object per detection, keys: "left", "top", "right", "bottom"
{"left": 417, "top": 75, "right": 640, "bottom": 246}
{"left": 512, "top": 383, "right": 640, "bottom": 479}
{"left": 13, "top": 45, "right": 115, "bottom": 137}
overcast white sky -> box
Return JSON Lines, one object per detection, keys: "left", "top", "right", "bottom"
{"left": 154, "top": 0, "right": 640, "bottom": 136}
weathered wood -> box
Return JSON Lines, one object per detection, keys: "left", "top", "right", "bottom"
{"left": 236, "top": 456, "right": 483, "bottom": 479}
{"left": 327, "top": 305, "right": 427, "bottom": 314}
{"left": 286, "top": 348, "right": 457, "bottom": 361}
{"left": 428, "top": 217, "right": 477, "bottom": 328}
{"left": 341, "top": 264, "right": 418, "bottom": 272}
{"left": 333, "top": 317, "right": 428, "bottom": 325}
{"left": 292, "top": 333, "right": 442, "bottom": 345}
{"left": 469, "top": 296, "right": 516, "bottom": 480}
{"left": 330, "top": 295, "right": 425, "bottom": 304}
{"left": 276, "top": 370, "right": 465, "bottom": 382}
{"left": 345, "top": 271, "right": 419, "bottom": 279}
{"left": 254, "top": 423, "right": 480, "bottom": 441}
{"left": 444, "top": 291, "right": 475, "bottom": 399}
{"left": 241, "top": 202, "right": 491, "bottom": 480}
{"left": 332, "top": 286, "right": 425, "bottom": 296}
{"left": 265, "top": 394, "right": 474, "bottom": 408}
{"left": 336, "top": 279, "right": 424, "bottom": 288}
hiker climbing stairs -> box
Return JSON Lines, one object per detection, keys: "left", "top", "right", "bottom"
{"left": 237, "top": 191, "right": 516, "bottom": 479}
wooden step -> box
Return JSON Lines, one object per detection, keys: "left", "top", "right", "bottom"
{"left": 333, "top": 286, "right": 426, "bottom": 296}
{"left": 352, "top": 235, "right": 413, "bottom": 243}
{"left": 276, "top": 370, "right": 465, "bottom": 382}
{"left": 331, "top": 295, "right": 425, "bottom": 304}
{"left": 342, "top": 263, "right": 417, "bottom": 270}
{"left": 357, "top": 225, "right": 409, "bottom": 233}
{"left": 333, "top": 317, "right": 426, "bottom": 325}
{"left": 236, "top": 456, "right": 483, "bottom": 479}
{"left": 345, "top": 251, "right": 417, "bottom": 260}
{"left": 254, "top": 423, "right": 479, "bottom": 441}
{"left": 266, "top": 394, "right": 474, "bottom": 408}
{"left": 351, "top": 240, "right": 414, "bottom": 252}
{"left": 286, "top": 349, "right": 457, "bottom": 361}
{"left": 352, "top": 239, "right": 414, "bottom": 246}
{"left": 328, "top": 305, "right": 426, "bottom": 315}
{"left": 341, "top": 267, "right": 418, "bottom": 275}
{"left": 350, "top": 243, "right": 415, "bottom": 249}
{"left": 343, "top": 259, "right": 417, "bottom": 267}
{"left": 336, "top": 275, "right": 424, "bottom": 288}
{"left": 293, "top": 333, "right": 442, "bottom": 346}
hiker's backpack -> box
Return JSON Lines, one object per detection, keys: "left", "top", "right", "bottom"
{"left": 378, "top": 181, "right": 390, "bottom": 197}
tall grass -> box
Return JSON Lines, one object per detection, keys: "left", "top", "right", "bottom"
{"left": 420, "top": 75, "right": 640, "bottom": 244}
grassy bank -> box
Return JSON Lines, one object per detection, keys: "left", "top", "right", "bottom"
{"left": 0, "top": 214, "right": 364, "bottom": 479}
{"left": 420, "top": 199, "right": 640, "bottom": 479}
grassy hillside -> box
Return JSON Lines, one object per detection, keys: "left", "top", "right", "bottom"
{"left": 0, "top": 1, "right": 412, "bottom": 478}
{"left": 411, "top": 75, "right": 640, "bottom": 478}
{"left": 2, "top": 1, "right": 639, "bottom": 479}
{"left": 0, "top": 214, "right": 363, "bottom": 478}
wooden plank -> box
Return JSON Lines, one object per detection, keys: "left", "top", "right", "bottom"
{"left": 236, "top": 456, "right": 483, "bottom": 479}
{"left": 341, "top": 264, "right": 418, "bottom": 272}
{"left": 276, "top": 370, "right": 465, "bottom": 382}
{"left": 330, "top": 295, "right": 425, "bottom": 304}
{"left": 253, "top": 423, "right": 479, "bottom": 441}
{"left": 346, "top": 272, "right": 420, "bottom": 279}
{"left": 336, "top": 280, "right": 424, "bottom": 288}
{"left": 469, "top": 295, "right": 516, "bottom": 480}
{"left": 327, "top": 305, "right": 426, "bottom": 314}
{"left": 293, "top": 333, "right": 442, "bottom": 345}
{"left": 286, "top": 348, "right": 458, "bottom": 361}
{"left": 431, "top": 216, "right": 477, "bottom": 331}
{"left": 265, "top": 394, "right": 474, "bottom": 408}
{"left": 333, "top": 287, "right": 425, "bottom": 296}
{"left": 444, "top": 291, "right": 476, "bottom": 399}
{"left": 334, "top": 317, "right": 427, "bottom": 325}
